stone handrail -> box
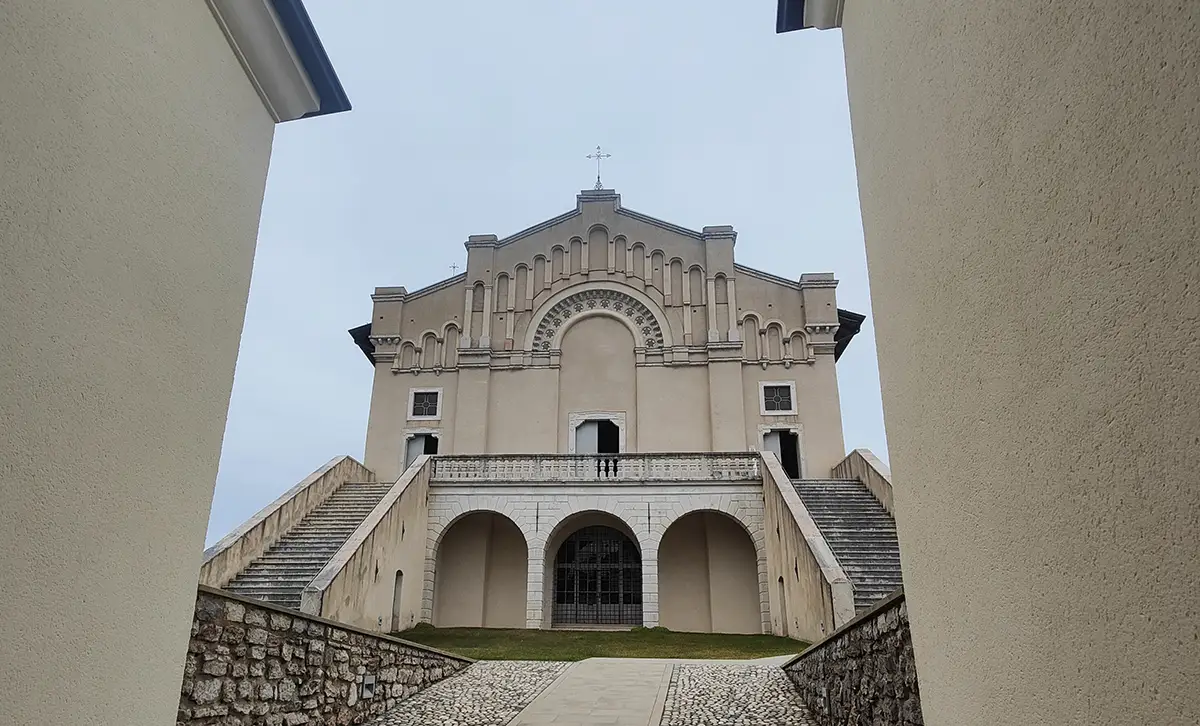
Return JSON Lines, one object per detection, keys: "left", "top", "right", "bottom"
{"left": 199, "top": 455, "right": 373, "bottom": 588}
{"left": 429, "top": 452, "right": 761, "bottom": 483}
{"left": 834, "top": 448, "right": 894, "bottom": 515}
{"left": 300, "top": 456, "right": 433, "bottom": 630}
{"left": 761, "top": 451, "right": 856, "bottom": 641}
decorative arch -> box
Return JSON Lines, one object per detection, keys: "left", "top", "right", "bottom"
{"left": 539, "top": 508, "right": 645, "bottom": 628}
{"left": 441, "top": 322, "right": 461, "bottom": 367}
{"left": 787, "top": 328, "right": 813, "bottom": 362}
{"left": 657, "top": 506, "right": 769, "bottom": 633}
{"left": 524, "top": 281, "right": 673, "bottom": 352}
{"left": 429, "top": 508, "right": 528, "bottom": 628}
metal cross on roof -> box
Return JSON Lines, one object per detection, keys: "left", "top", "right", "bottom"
{"left": 449, "top": 263, "right": 460, "bottom": 274}
{"left": 586, "top": 145, "right": 612, "bottom": 190}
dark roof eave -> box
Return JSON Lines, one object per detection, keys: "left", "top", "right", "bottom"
{"left": 834, "top": 308, "right": 866, "bottom": 362}
{"left": 348, "top": 323, "right": 374, "bottom": 364}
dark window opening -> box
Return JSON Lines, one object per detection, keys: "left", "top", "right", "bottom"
{"left": 422, "top": 434, "right": 439, "bottom": 455}
{"left": 597, "top": 420, "right": 620, "bottom": 454}
{"left": 778, "top": 430, "right": 800, "bottom": 478}
{"left": 412, "top": 391, "right": 439, "bottom": 417}
{"left": 763, "top": 385, "right": 793, "bottom": 412}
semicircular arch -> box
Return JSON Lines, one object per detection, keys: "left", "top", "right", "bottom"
{"left": 523, "top": 280, "right": 674, "bottom": 352}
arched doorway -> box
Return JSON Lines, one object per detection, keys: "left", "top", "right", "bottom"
{"left": 549, "top": 517, "right": 642, "bottom": 627}
{"left": 433, "top": 511, "right": 527, "bottom": 628}
{"left": 658, "top": 511, "right": 762, "bottom": 634}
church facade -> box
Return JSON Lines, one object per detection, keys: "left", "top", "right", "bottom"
{"left": 358, "top": 188, "right": 847, "bottom": 482}
{"left": 349, "top": 189, "right": 858, "bottom": 634}
{"left": 204, "top": 189, "right": 896, "bottom": 643}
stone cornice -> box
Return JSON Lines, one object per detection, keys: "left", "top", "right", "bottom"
{"left": 404, "top": 273, "right": 466, "bottom": 302}
{"left": 616, "top": 207, "right": 705, "bottom": 240}
{"left": 733, "top": 264, "right": 803, "bottom": 291}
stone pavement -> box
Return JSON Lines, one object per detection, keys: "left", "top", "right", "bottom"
{"left": 371, "top": 655, "right": 814, "bottom": 726}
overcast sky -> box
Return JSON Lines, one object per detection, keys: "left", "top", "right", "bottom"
{"left": 205, "top": 1, "right": 886, "bottom": 545}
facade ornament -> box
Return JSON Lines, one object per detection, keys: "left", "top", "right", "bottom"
{"left": 531, "top": 288, "right": 665, "bottom": 351}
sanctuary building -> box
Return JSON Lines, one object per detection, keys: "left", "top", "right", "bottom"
{"left": 201, "top": 189, "right": 901, "bottom": 643}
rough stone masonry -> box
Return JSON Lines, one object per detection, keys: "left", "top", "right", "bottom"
{"left": 785, "top": 589, "right": 923, "bottom": 726}
{"left": 178, "top": 586, "right": 471, "bottom": 725}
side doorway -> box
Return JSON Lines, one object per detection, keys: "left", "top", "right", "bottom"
{"left": 404, "top": 433, "right": 439, "bottom": 469}
{"left": 763, "top": 429, "right": 801, "bottom": 479}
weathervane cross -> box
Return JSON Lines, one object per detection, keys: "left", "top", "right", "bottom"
{"left": 586, "top": 145, "right": 612, "bottom": 190}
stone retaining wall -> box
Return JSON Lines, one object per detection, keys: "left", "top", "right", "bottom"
{"left": 179, "top": 586, "right": 471, "bottom": 725}
{"left": 784, "top": 589, "right": 922, "bottom": 726}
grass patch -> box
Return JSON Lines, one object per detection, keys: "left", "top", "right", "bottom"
{"left": 395, "top": 625, "right": 807, "bottom": 661}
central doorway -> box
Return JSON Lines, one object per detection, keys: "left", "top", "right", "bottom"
{"left": 552, "top": 525, "right": 642, "bottom": 626}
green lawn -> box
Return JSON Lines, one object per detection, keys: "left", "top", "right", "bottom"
{"left": 395, "top": 625, "right": 807, "bottom": 661}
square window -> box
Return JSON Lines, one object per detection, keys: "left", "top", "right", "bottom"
{"left": 411, "top": 391, "right": 439, "bottom": 418}
{"left": 763, "top": 385, "right": 793, "bottom": 413}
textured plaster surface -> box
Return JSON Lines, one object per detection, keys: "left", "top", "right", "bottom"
{"left": 0, "top": 2, "right": 275, "bottom": 724}
{"left": 841, "top": 4, "right": 1199, "bottom": 724}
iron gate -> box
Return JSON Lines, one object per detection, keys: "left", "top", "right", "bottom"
{"left": 552, "top": 525, "right": 642, "bottom": 626}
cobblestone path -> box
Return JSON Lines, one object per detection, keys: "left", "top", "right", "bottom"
{"left": 660, "top": 663, "right": 815, "bottom": 726}
{"left": 372, "top": 658, "right": 814, "bottom": 725}
{"left": 369, "top": 660, "right": 569, "bottom": 726}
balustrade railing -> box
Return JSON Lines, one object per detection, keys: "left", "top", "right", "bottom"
{"left": 429, "top": 452, "right": 761, "bottom": 483}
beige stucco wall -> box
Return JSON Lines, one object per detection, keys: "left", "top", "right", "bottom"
{"left": 840, "top": 4, "right": 1199, "bottom": 724}
{"left": 432, "top": 512, "right": 528, "bottom": 628}
{"left": 361, "top": 192, "right": 849, "bottom": 479}
{"left": 0, "top": 3, "right": 276, "bottom": 724}
{"left": 307, "top": 459, "right": 432, "bottom": 632}
{"left": 557, "top": 316, "right": 638, "bottom": 451}
{"left": 761, "top": 453, "right": 853, "bottom": 642}
{"left": 659, "top": 512, "right": 761, "bottom": 634}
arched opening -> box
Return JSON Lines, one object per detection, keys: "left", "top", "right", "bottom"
{"left": 545, "top": 512, "right": 642, "bottom": 627}
{"left": 778, "top": 576, "right": 789, "bottom": 637}
{"left": 433, "top": 512, "right": 528, "bottom": 628}
{"left": 659, "top": 511, "right": 761, "bottom": 634}
{"left": 390, "top": 570, "right": 404, "bottom": 632}
{"left": 557, "top": 315, "right": 636, "bottom": 452}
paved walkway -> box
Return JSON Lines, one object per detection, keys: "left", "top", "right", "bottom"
{"left": 371, "top": 655, "right": 814, "bottom": 726}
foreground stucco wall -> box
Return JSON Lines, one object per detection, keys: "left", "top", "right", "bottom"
{"left": 180, "top": 588, "right": 470, "bottom": 724}
{"left": 840, "top": 5, "right": 1200, "bottom": 724}
{"left": 0, "top": 3, "right": 276, "bottom": 724}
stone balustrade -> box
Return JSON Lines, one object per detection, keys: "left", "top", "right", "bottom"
{"left": 429, "top": 452, "right": 761, "bottom": 483}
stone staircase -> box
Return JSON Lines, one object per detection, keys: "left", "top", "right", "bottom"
{"left": 792, "top": 478, "right": 903, "bottom": 612}
{"left": 224, "top": 481, "right": 394, "bottom": 610}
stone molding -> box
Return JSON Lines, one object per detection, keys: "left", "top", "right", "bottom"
{"left": 428, "top": 452, "right": 762, "bottom": 483}
{"left": 566, "top": 411, "right": 627, "bottom": 453}
{"left": 524, "top": 281, "right": 673, "bottom": 353}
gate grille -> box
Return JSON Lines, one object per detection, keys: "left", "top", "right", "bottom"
{"left": 552, "top": 525, "right": 642, "bottom": 626}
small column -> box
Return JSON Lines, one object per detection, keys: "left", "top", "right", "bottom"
{"left": 726, "top": 278, "right": 740, "bottom": 342}
{"left": 480, "top": 285, "right": 493, "bottom": 348}
{"left": 641, "top": 546, "right": 660, "bottom": 628}
{"left": 706, "top": 277, "right": 720, "bottom": 341}
{"left": 526, "top": 543, "right": 546, "bottom": 628}
{"left": 460, "top": 287, "right": 473, "bottom": 348}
